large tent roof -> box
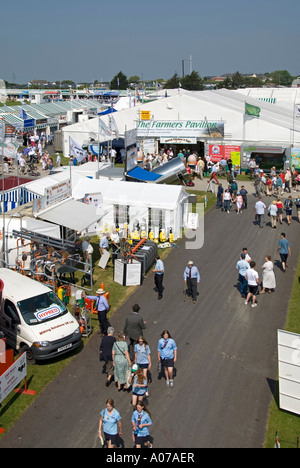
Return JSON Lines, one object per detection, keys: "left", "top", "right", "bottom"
{"left": 62, "top": 88, "right": 300, "bottom": 155}
{"left": 72, "top": 177, "right": 189, "bottom": 210}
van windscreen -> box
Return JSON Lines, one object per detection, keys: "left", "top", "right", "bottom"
{"left": 17, "top": 292, "right": 68, "bottom": 325}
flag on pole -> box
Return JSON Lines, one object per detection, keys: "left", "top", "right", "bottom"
{"left": 98, "top": 117, "right": 113, "bottom": 139}
{"left": 245, "top": 102, "right": 261, "bottom": 117}
{"left": 110, "top": 115, "right": 119, "bottom": 139}
{"left": 19, "top": 108, "right": 28, "bottom": 120}
{"left": 69, "top": 136, "right": 87, "bottom": 162}
{"left": 295, "top": 104, "right": 300, "bottom": 118}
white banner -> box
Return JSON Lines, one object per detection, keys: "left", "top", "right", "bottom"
{"left": 98, "top": 117, "right": 113, "bottom": 139}
{"left": 0, "top": 352, "right": 27, "bottom": 404}
{"left": 278, "top": 329, "right": 300, "bottom": 415}
{"left": 69, "top": 136, "right": 86, "bottom": 162}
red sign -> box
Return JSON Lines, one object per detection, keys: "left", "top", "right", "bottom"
{"left": 209, "top": 145, "right": 240, "bottom": 162}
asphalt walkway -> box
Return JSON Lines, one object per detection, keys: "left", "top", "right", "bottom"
{"left": 0, "top": 179, "right": 299, "bottom": 448}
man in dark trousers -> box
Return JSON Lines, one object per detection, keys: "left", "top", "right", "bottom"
{"left": 183, "top": 260, "right": 201, "bottom": 304}
{"left": 123, "top": 304, "right": 147, "bottom": 361}
{"left": 152, "top": 254, "right": 165, "bottom": 300}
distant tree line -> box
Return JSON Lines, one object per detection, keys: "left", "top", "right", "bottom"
{"left": 3, "top": 69, "right": 297, "bottom": 90}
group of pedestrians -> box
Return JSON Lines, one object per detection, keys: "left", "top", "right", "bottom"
{"left": 255, "top": 195, "right": 300, "bottom": 228}
{"left": 236, "top": 233, "right": 292, "bottom": 307}
{"left": 97, "top": 301, "right": 177, "bottom": 448}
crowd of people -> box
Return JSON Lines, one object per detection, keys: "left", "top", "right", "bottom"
{"left": 96, "top": 314, "right": 177, "bottom": 449}
{"left": 236, "top": 232, "right": 291, "bottom": 309}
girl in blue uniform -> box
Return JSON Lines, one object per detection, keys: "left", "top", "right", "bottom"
{"left": 157, "top": 330, "right": 177, "bottom": 388}
{"left": 99, "top": 398, "right": 122, "bottom": 448}
{"left": 131, "top": 401, "right": 152, "bottom": 448}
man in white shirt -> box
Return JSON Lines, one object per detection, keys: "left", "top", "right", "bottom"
{"left": 110, "top": 148, "right": 117, "bottom": 164}
{"left": 255, "top": 198, "right": 266, "bottom": 228}
{"left": 245, "top": 261, "right": 259, "bottom": 308}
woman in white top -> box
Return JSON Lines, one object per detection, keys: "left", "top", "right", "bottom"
{"left": 245, "top": 261, "right": 259, "bottom": 308}
{"left": 261, "top": 256, "right": 276, "bottom": 294}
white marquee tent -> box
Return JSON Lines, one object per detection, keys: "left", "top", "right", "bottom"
{"left": 61, "top": 88, "right": 300, "bottom": 156}
{"left": 72, "top": 177, "right": 190, "bottom": 240}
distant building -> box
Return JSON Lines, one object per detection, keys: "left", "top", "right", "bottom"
{"left": 292, "top": 77, "right": 300, "bottom": 88}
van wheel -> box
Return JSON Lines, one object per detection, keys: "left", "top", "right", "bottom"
{"left": 19, "top": 345, "right": 36, "bottom": 365}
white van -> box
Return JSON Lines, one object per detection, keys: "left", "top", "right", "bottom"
{"left": 0, "top": 268, "right": 82, "bottom": 363}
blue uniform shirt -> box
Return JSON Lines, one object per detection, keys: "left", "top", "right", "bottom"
{"left": 157, "top": 338, "right": 177, "bottom": 360}
{"left": 131, "top": 410, "right": 152, "bottom": 437}
{"left": 100, "top": 408, "right": 121, "bottom": 435}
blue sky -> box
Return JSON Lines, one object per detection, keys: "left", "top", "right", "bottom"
{"left": 1, "top": 0, "right": 299, "bottom": 84}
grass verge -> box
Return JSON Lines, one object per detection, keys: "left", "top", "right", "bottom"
{"left": 264, "top": 254, "right": 300, "bottom": 448}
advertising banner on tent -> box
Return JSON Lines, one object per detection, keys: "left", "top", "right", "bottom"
{"left": 209, "top": 144, "right": 241, "bottom": 162}
{"left": 136, "top": 120, "right": 224, "bottom": 138}
{"left": 291, "top": 148, "right": 300, "bottom": 169}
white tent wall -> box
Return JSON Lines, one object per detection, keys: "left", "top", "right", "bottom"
{"left": 72, "top": 178, "right": 189, "bottom": 240}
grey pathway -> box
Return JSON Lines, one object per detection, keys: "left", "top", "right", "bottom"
{"left": 0, "top": 186, "right": 299, "bottom": 448}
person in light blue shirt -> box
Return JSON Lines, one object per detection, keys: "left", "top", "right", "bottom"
{"left": 134, "top": 337, "right": 151, "bottom": 376}
{"left": 86, "top": 288, "right": 109, "bottom": 335}
{"left": 183, "top": 260, "right": 201, "bottom": 303}
{"left": 131, "top": 401, "right": 152, "bottom": 448}
{"left": 236, "top": 253, "right": 250, "bottom": 298}
{"left": 99, "top": 398, "right": 122, "bottom": 448}
{"left": 152, "top": 255, "right": 164, "bottom": 300}
{"left": 157, "top": 330, "right": 177, "bottom": 387}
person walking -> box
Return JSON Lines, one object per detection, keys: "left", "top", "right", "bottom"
{"left": 131, "top": 368, "right": 148, "bottom": 408}
{"left": 152, "top": 255, "right": 164, "bottom": 300}
{"left": 268, "top": 201, "right": 278, "bottom": 229}
{"left": 277, "top": 232, "right": 291, "bottom": 272}
{"left": 261, "top": 256, "right": 276, "bottom": 294}
{"left": 236, "top": 253, "right": 250, "bottom": 298}
{"left": 112, "top": 332, "right": 131, "bottom": 391}
{"left": 223, "top": 188, "right": 232, "bottom": 213}
{"left": 236, "top": 192, "right": 243, "bottom": 214}
{"left": 131, "top": 401, "right": 153, "bottom": 448}
{"left": 240, "top": 185, "right": 248, "bottom": 209}
{"left": 100, "top": 327, "right": 116, "bottom": 387}
{"left": 284, "top": 196, "right": 293, "bottom": 225}
{"left": 183, "top": 260, "right": 201, "bottom": 303}
{"left": 295, "top": 196, "right": 300, "bottom": 222}
{"left": 123, "top": 304, "right": 147, "bottom": 361}
{"left": 208, "top": 163, "right": 219, "bottom": 184}
{"left": 276, "top": 198, "right": 284, "bottom": 224}
{"left": 85, "top": 288, "right": 109, "bottom": 336}
{"left": 99, "top": 398, "right": 122, "bottom": 449}
{"left": 245, "top": 261, "right": 259, "bottom": 308}
{"left": 157, "top": 330, "right": 177, "bottom": 388}
{"left": 255, "top": 197, "right": 266, "bottom": 228}
{"left": 134, "top": 336, "right": 151, "bottom": 380}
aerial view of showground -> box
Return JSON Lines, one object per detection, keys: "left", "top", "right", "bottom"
{"left": 0, "top": 0, "right": 300, "bottom": 453}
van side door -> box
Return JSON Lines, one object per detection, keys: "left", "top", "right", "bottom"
{"left": 2, "top": 299, "right": 20, "bottom": 349}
